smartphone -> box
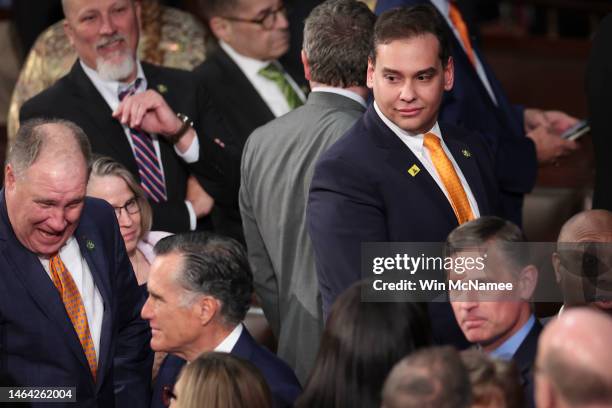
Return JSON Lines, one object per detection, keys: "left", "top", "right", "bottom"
{"left": 561, "top": 120, "right": 590, "bottom": 141}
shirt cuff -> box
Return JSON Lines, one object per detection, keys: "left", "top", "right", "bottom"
{"left": 184, "top": 200, "right": 197, "bottom": 231}
{"left": 174, "top": 132, "right": 200, "bottom": 163}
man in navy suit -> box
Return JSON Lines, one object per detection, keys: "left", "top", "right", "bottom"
{"left": 307, "top": 5, "right": 499, "bottom": 329}
{"left": 143, "top": 233, "right": 301, "bottom": 408}
{"left": 446, "top": 216, "right": 541, "bottom": 408}
{"left": 374, "top": 0, "right": 579, "bottom": 225}
{"left": 0, "top": 118, "right": 152, "bottom": 407}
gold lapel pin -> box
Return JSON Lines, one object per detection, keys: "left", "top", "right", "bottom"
{"left": 408, "top": 164, "right": 421, "bottom": 177}
{"left": 462, "top": 149, "right": 472, "bottom": 158}
{"left": 157, "top": 84, "right": 168, "bottom": 94}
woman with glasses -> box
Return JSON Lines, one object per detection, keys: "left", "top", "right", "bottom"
{"left": 87, "top": 156, "right": 171, "bottom": 287}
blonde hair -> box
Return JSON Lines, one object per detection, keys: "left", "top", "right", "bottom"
{"left": 90, "top": 156, "right": 152, "bottom": 237}
{"left": 177, "top": 352, "right": 272, "bottom": 408}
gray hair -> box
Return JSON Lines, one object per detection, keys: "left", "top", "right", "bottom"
{"left": 382, "top": 346, "right": 471, "bottom": 408}
{"left": 7, "top": 118, "right": 92, "bottom": 178}
{"left": 303, "top": 0, "right": 375, "bottom": 88}
{"left": 154, "top": 232, "right": 253, "bottom": 326}
{"left": 445, "top": 216, "right": 530, "bottom": 271}
{"left": 90, "top": 155, "right": 152, "bottom": 238}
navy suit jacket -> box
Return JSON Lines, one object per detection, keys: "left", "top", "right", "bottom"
{"left": 375, "top": 0, "right": 537, "bottom": 225}
{"left": 307, "top": 106, "right": 499, "bottom": 347}
{"left": 151, "top": 327, "right": 301, "bottom": 408}
{"left": 0, "top": 193, "right": 152, "bottom": 407}
{"left": 20, "top": 61, "right": 237, "bottom": 233}
{"left": 513, "top": 320, "right": 542, "bottom": 408}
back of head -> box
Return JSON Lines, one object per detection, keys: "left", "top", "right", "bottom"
{"left": 7, "top": 118, "right": 92, "bottom": 179}
{"left": 460, "top": 349, "right": 524, "bottom": 408}
{"left": 370, "top": 4, "right": 450, "bottom": 68}
{"left": 296, "top": 281, "right": 432, "bottom": 408}
{"left": 382, "top": 346, "right": 471, "bottom": 408}
{"left": 177, "top": 351, "right": 272, "bottom": 408}
{"left": 303, "top": 0, "right": 375, "bottom": 88}
{"left": 537, "top": 308, "right": 612, "bottom": 407}
{"left": 154, "top": 232, "right": 253, "bottom": 326}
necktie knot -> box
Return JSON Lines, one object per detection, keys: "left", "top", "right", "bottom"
{"left": 423, "top": 132, "right": 442, "bottom": 149}
{"left": 118, "top": 78, "right": 143, "bottom": 101}
{"left": 258, "top": 63, "right": 303, "bottom": 109}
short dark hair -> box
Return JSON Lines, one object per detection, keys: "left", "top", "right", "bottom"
{"left": 382, "top": 346, "right": 472, "bottom": 408}
{"left": 295, "top": 281, "right": 432, "bottom": 408}
{"left": 154, "top": 232, "right": 253, "bottom": 325}
{"left": 370, "top": 4, "right": 450, "bottom": 68}
{"left": 198, "top": 0, "right": 240, "bottom": 21}
{"left": 303, "top": 0, "right": 375, "bottom": 87}
{"left": 445, "top": 216, "right": 530, "bottom": 272}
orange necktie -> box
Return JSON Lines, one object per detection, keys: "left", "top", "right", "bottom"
{"left": 49, "top": 255, "right": 98, "bottom": 380}
{"left": 449, "top": 1, "right": 476, "bottom": 67}
{"left": 423, "top": 133, "right": 474, "bottom": 224}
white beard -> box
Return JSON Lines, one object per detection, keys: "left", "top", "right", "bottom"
{"left": 96, "top": 52, "right": 136, "bottom": 82}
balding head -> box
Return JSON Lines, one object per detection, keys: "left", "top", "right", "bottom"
{"left": 535, "top": 308, "right": 612, "bottom": 408}
{"left": 557, "top": 210, "right": 612, "bottom": 244}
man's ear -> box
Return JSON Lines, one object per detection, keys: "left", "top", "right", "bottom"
{"left": 443, "top": 56, "right": 454, "bottom": 91}
{"left": 301, "top": 50, "right": 311, "bottom": 82}
{"left": 209, "top": 16, "right": 231, "bottom": 43}
{"left": 366, "top": 57, "right": 375, "bottom": 89}
{"left": 63, "top": 19, "right": 76, "bottom": 47}
{"left": 552, "top": 252, "right": 562, "bottom": 284}
{"left": 4, "top": 164, "right": 17, "bottom": 192}
{"left": 196, "top": 295, "right": 219, "bottom": 326}
{"left": 518, "top": 264, "right": 538, "bottom": 300}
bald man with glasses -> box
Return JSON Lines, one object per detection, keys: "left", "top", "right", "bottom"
{"left": 193, "top": 0, "right": 306, "bottom": 243}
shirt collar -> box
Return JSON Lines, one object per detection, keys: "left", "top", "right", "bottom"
{"left": 219, "top": 41, "right": 270, "bottom": 78}
{"left": 80, "top": 58, "right": 147, "bottom": 103}
{"left": 373, "top": 100, "right": 442, "bottom": 151}
{"left": 489, "top": 314, "right": 536, "bottom": 360}
{"left": 430, "top": 0, "right": 450, "bottom": 18}
{"left": 214, "top": 323, "right": 243, "bottom": 353}
{"left": 311, "top": 87, "right": 367, "bottom": 108}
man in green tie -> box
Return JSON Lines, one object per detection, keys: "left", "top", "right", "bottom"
{"left": 193, "top": 0, "right": 306, "bottom": 243}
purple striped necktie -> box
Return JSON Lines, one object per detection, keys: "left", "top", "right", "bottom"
{"left": 118, "top": 79, "right": 167, "bottom": 202}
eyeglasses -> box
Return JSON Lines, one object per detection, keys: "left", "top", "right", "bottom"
{"left": 161, "top": 385, "right": 176, "bottom": 407}
{"left": 222, "top": 4, "right": 287, "bottom": 30}
{"left": 113, "top": 197, "right": 140, "bottom": 218}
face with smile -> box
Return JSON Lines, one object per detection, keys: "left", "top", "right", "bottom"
{"left": 63, "top": 0, "right": 141, "bottom": 82}
{"left": 87, "top": 174, "right": 142, "bottom": 256}
{"left": 4, "top": 139, "right": 88, "bottom": 258}
{"left": 367, "top": 34, "right": 453, "bottom": 134}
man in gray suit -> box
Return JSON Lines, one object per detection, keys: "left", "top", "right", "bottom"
{"left": 239, "top": 0, "right": 375, "bottom": 383}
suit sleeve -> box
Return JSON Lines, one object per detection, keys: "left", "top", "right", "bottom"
{"left": 111, "top": 213, "right": 153, "bottom": 408}
{"left": 239, "top": 145, "right": 281, "bottom": 336}
{"left": 587, "top": 14, "right": 612, "bottom": 210}
{"left": 307, "top": 155, "right": 388, "bottom": 318}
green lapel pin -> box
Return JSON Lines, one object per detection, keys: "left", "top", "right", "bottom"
{"left": 86, "top": 240, "right": 95, "bottom": 251}
{"left": 157, "top": 84, "right": 168, "bottom": 94}
{"left": 462, "top": 149, "right": 472, "bottom": 158}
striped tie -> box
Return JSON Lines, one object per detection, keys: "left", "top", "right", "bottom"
{"left": 49, "top": 255, "right": 98, "bottom": 380}
{"left": 423, "top": 133, "right": 474, "bottom": 224}
{"left": 258, "top": 63, "right": 303, "bottom": 109}
{"left": 118, "top": 79, "right": 168, "bottom": 202}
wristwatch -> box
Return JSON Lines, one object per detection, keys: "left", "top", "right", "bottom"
{"left": 168, "top": 113, "right": 193, "bottom": 144}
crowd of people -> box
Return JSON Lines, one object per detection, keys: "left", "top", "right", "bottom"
{"left": 1, "top": 0, "right": 611, "bottom": 407}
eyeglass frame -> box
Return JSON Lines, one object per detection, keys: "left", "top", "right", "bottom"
{"left": 161, "top": 385, "right": 177, "bottom": 407}
{"left": 221, "top": 3, "right": 287, "bottom": 30}
{"left": 113, "top": 197, "right": 140, "bottom": 218}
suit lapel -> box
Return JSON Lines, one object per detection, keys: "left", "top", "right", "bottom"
{"left": 74, "top": 216, "right": 112, "bottom": 390}
{"left": 0, "top": 191, "right": 92, "bottom": 378}
{"left": 364, "top": 108, "right": 458, "bottom": 226}
{"left": 67, "top": 61, "right": 139, "bottom": 175}
{"left": 441, "top": 124, "right": 490, "bottom": 214}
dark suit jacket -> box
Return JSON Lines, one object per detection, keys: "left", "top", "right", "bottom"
{"left": 307, "top": 106, "right": 499, "bottom": 346}
{"left": 375, "top": 0, "right": 537, "bottom": 226}
{"left": 193, "top": 46, "right": 301, "bottom": 242}
{"left": 20, "top": 61, "right": 236, "bottom": 233}
{"left": 587, "top": 13, "right": 612, "bottom": 210}
{"left": 151, "top": 327, "right": 302, "bottom": 408}
{"left": 513, "top": 320, "right": 542, "bottom": 408}
{"left": 0, "top": 192, "right": 152, "bottom": 407}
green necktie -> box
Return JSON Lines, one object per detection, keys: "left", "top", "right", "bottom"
{"left": 258, "top": 63, "right": 303, "bottom": 109}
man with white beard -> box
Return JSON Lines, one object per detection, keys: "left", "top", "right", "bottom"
{"left": 20, "top": 0, "right": 238, "bottom": 234}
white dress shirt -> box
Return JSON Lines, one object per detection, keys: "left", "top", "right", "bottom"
{"left": 220, "top": 41, "right": 306, "bottom": 117}
{"left": 80, "top": 60, "right": 198, "bottom": 229}
{"left": 214, "top": 323, "right": 243, "bottom": 353}
{"left": 430, "top": 0, "right": 498, "bottom": 105}
{"left": 39, "top": 237, "right": 104, "bottom": 360}
{"left": 374, "top": 102, "right": 480, "bottom": 217}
